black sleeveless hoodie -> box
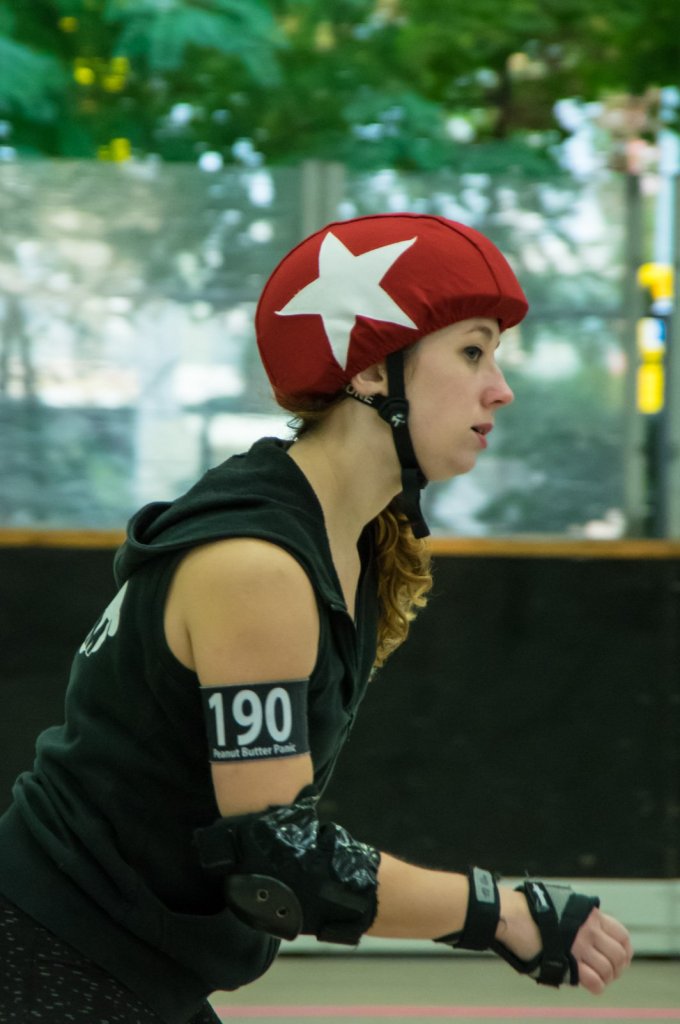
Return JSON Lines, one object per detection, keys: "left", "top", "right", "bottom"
{"left": 0, "top": 438, "right": 378, "bottom": 1023}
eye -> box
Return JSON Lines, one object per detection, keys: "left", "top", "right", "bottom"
{"left": 463, "top": 345, "right": 483, "bottom": 363}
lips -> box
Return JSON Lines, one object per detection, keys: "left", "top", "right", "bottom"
{"left": 472, "top": 423, "right": 493, "bottom": 449}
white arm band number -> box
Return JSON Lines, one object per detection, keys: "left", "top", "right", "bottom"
{"left": 265, "top": 687, "right": 292, "bottom": 743}
{"left": 208, "top": 691, "right": 227, "bottom": 747}
{"left": 202, "top": 680, "right": 308, "bottom": 762}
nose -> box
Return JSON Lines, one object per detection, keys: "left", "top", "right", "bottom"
{"left": 485, "top": 367, "right": 514, "bottom": 408}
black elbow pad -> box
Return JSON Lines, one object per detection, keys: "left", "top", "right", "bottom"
{"left": 194, "top": 786, "right": 380, "bottom": 946}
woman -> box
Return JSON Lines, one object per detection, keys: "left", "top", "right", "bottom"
{"left": 0, "top": 214, "right": 632, "bottom": 1023}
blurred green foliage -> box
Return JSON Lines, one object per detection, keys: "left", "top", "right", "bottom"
{"left": 0, "top": 0, "right": 677, "bottom": 169}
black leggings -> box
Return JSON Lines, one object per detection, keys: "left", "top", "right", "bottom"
{"left": 0, "top": 895, "right": 220, "bottom": 1024}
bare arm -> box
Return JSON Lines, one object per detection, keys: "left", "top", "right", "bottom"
{"left": 369, "top": 855, "right": 631, "bottom": 994}
{"left": 165, "top": 537, "right": 317, "bottom": 814}
{"left": 166, "top": 538, "right": 473, "bottom": 938}
{"left": 165, "top": 539, "right": 632, "bottom": 991}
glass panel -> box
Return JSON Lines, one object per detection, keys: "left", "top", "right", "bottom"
{"left": 0, "top": 162, "right": 631, "bottom": 536}
{"left": 343, "top": 170, "right": 630, "bottom": 538}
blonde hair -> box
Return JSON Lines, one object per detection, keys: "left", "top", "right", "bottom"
{"left": 285, "top": 394, "right": 433, "bottom": 668}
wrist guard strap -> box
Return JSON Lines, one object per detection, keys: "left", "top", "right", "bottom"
{"left": 435, "top": 866, "right": 500, "bottom": 951}
{"left": 492, "top": 880, "right": 600, "bottom": 987}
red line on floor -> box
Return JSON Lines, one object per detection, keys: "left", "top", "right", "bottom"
{"left": 215, "top": 1008, "right": 680, "bottom": 1020}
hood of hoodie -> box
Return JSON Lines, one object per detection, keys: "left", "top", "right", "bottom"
{"left": 113, "top": 437, "right": 347, "bottom": 610}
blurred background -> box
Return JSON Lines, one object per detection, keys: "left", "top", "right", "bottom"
{"left": 0, "top": 0, "right": 678, "bottom": 537}
{"left": 1, "top": 0, "right": 679, "bottom": 962}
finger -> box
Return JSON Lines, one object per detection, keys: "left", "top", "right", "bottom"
{"left": 599, "top": 912, "right": 634, "bottom": 963}
{"left": 577, "top": 941, "right": 618, "bottom": 986}
{"left": 581, "top": 912, "right": 634, "bottom": 977}
{"left": 592, "top": 933, "right": 629, "bottom": 980}
{"left": 573, "top": 926, "right": 633, "bottom": 988}
{"left": 576, "top": 960, "right": 606, "bottom": 996}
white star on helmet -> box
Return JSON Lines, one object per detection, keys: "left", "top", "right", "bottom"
{"left": 275, "top": 231, "right": 419, "bottom": 369}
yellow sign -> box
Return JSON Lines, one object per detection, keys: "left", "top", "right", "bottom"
{"left": 636, "top": 317, "right": 666, "bottom": 413}
{"left": 637, "top": 263, "right": 674, "bottom": 306}
{"left": 637, "top": 364, "right": 664, "bottom": 414}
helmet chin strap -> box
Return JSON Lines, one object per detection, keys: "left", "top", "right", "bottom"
{"left": 346, "top": 350, "right": 430, "bottom": 539}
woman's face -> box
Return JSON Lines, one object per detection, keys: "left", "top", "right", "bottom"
{"left": 404, "top": 317, "right": 514, "bottom": 482}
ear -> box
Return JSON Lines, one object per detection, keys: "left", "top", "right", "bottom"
{"left": 349, "top": 361, "right": 388, "bottom": 398}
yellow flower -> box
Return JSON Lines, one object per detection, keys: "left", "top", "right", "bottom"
{"left": 103, "top": 75, "right": 126, "bottom": 93}
{"left": 110, "top": 137, "right": 131, "bottom": 161}
{"left": 74, "top": 64, "right": 96, "bottom": 86}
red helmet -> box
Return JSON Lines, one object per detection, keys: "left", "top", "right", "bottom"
{"left": 256, "top": 213, "right": 528, "bottom": 404}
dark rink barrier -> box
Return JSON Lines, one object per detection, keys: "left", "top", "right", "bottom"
{"left": 1, "top": 532, "right": 678, "bottom": 881}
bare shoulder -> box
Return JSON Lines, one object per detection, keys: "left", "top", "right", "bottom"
{"left": 165, "top": 538, "right": 319, "bottom": 683}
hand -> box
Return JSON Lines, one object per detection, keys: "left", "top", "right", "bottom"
{"left": 496, "top": 886, "right": 633, "bottom": 994}
{"left": 570, "top": 907, "right": 634, "bottom": 995}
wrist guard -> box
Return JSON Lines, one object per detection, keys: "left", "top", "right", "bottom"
{"left": 436, "top": 867, "right": 600, "bottom": 987}
{"left": 194, "top": 786, "right": 380, "bottom": 946}
{"left": 496, "top": 879, "right": 600, "bottom": 986}
{"left": 436, "top": 867, "right": 501, "bottom": 950}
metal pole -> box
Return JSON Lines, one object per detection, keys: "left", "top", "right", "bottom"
{"left": 300, "top": 160, "right": 346, "bottom": 239}
{"left": 666, "top": 173, "right": 680, "bottom": 535}
{"left": 640, "top": 88, "right": 680, "bottom": 536}
{"left": 622, "top": 173, "right": 647, "bottom": 536}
